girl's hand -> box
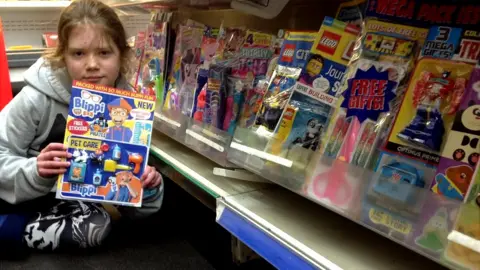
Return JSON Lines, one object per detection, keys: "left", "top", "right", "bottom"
{"left": 37, "top": 143, "right": 72, "bottom": 178}
{"left": 141, "top": 165, "right": 162, "bottom": 189}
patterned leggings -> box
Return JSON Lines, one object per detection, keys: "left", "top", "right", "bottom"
{"left": 1, "top": 200, "right": 111, "bottom": 251}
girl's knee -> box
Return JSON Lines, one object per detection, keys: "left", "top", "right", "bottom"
{"left": 23, "top": 201, "right": 112, "bottom": 251}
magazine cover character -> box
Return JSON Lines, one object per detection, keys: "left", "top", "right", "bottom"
{"left": 90, "top": 113, "right": 108, "bottom": 133}
{"left": 433, "top": 165, "right": 474, "bottom": 200}
{"left": 106, "top": 98, "right": 133, "bottom": 142}
{"left": 105, "top": 171, "right": 141, "bottom": 203}
{"left": 299, "top": 55, "right": 324, "bottom": 86}
{"left": 291, "top": 118, "right": 323, "bottom": 151}
{"left": 397, "top": 71, "right": 466, "bottom": 151}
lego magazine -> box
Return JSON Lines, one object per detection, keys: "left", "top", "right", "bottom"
{"left": 56, "top": 81, "right": 156, "bottom": 207}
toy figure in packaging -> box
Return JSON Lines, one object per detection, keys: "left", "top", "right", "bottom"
{"left": 254, "top": 67, "right": 300, "bottom": 132}
{"left": 178, "top": 46, "right": 201, "bottom": 116}
{"left": 56, "top": 81, "right": 156, "bottom": 207}
{"left": 238, "top": 79, "right": 269, "bottom": 129}
{"left": 431, "top": 67, "right": 480, "bottom": 201}
{"left": 130, "top": 32, "right": 146, "bottom": 88}
{"left": 203, "top": 64, "right": 230, "bottom": 129}
{"left": 271, "top": 98, "right": 331, "bottom": 170}
{"left": 253, "top": 31, "right": 317, "bottom": 133}
{"left": 223, "top": 76, "right": 254, "bottom": 134}
{"left": 265, "top": 19, "right": 359, "bottom": 173}
{"left": 325, "top": 19, "right": 428, "bottom": 167}
{"left": 228, "top": 30, "right": 274, "bottom": 132}
{"left": 386, "top": 58, "right": 474, "bottom": 166}
{"left": 274, "top": 17, "right": 359, "bottom": 162}
{"left": 191, "top": 26, "right": 226, "bottom": 119}
{"left": 136, "top": 19, "right": 168, "bottom": 106}
{"left": 163, "top": 24, "right": 203, "bottom": 115}
{"left": 191, "top": 68, "right": 209, "bottom": 120}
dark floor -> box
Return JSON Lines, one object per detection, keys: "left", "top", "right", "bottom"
{"left": 0, "top": 178, "right": 274, "bottom": 270}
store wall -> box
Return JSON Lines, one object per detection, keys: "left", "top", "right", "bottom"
{"left": 172, "top": 1, "right": 340, "bottom": 34}
{"left": 0, "top": 10, "right": 150, "bottom": 49}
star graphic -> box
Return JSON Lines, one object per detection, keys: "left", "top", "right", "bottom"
{"left": 341, "top": 65, "right": 397, "bottom": 124}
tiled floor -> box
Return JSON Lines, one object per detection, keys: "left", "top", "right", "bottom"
{"left": 0, "top": 178, "right": 273, "bottom": 270}
{"left": 0, "top": 239, "right": 214, "bottom": 270}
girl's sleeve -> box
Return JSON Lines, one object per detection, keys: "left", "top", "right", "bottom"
{"left": 116, "top": 179, "right": 164, "bottom": 219}
{"left": 0, "top": 87, "right": 56, "bottom": 204}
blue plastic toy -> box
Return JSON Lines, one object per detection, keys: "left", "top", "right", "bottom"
{"left": 113, "top": 144, "right": 122, "bottom": 161}
{"left": 373, "top": 161, "right": 426, "bottom": 205}
{"left": 69, "top": 162, "right": 87, "bottom": 183}
{"left": 92, "top": 168, "right": 103, "bottom": 186}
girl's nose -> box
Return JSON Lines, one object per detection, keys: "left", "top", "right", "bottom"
{"left": 86, "top": 55, "right": 99, "bottom": 70}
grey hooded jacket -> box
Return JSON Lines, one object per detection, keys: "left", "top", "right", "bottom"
{"left": 0, "top": 57, "right": 163, "bottom": 218}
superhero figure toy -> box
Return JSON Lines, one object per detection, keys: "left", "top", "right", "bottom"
{"left": 398, "top": 71, "right": 466, "bottom": 151}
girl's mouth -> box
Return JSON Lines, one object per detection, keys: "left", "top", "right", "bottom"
{"left": 84, "top": 76, "right": 104, "bottom": 83}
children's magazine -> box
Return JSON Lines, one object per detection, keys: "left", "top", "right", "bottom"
{"left": 56, "top": 81, "right": 156, "bottom": 207}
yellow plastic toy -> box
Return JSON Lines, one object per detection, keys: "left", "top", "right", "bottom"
{"left": 103, "top": 159, "right": 132, "bottom": 173}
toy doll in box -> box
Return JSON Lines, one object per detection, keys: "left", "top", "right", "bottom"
{"left": 397, "top": 70, "right": 467, "bottom": 152}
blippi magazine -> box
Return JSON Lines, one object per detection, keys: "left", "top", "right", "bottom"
{"left": 56, "top": 81, "right": 156, "bottom": 207}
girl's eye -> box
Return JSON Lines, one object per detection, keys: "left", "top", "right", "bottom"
{"left": 73, "top": 51, "right": 84, "bottom": 57}
{"left": 100, "top": 50, "right": 111, "bottom": 56}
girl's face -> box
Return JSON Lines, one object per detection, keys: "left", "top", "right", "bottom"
{"left": 64, "top": 24, "right": 121, "bottom": 87}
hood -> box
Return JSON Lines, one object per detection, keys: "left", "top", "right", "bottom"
{"left": 23, "top": 57, "right": 132, "bottom": 105}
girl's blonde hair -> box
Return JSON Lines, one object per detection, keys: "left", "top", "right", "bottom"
{"left": 44, "top": 0, "right": 132, "bottom": 78}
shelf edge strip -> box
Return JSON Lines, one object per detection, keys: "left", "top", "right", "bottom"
{"left": 150, "top": 145, "right": 227, "bottom": 198}
{"left": 222, "top": 196, "right": 343, "bottom": 270}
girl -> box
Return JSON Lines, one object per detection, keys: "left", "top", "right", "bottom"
{"left": 0, "top": 0, "right": 163, "bottom": 252}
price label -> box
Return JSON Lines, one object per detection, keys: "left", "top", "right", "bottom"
{"left": 369, "top": 208, "right": 412, "bottom": 235}
{"left": 157, "top": 113, "right": 181, "bottom": 128}
{"left": 186, "top": 129, "right": 225, "bottom": 152}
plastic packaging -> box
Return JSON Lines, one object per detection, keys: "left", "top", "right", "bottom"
{"left": 164, "top": 23, "right": 204, "bottom": 115}
{"left": 323, "top": 18, "right": 429, "bottom": 168}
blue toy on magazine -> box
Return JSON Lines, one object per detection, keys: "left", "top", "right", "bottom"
{"left": 56, "top": 81, "right": 156, "bottom": 207}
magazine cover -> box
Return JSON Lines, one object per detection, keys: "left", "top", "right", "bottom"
{"left": 56, "top": 81, "right": 156, "bottom": 207}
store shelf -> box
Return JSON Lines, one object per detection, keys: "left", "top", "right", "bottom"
{"left": 149, "top": 131, "right": 462, "bottom": 270}
{"left": 153, "top": 111, "right": 238, "bottom": 168}
{"left": 217, "top": 188, "right": 449, "bottom": 270}
{"left": 226, "top": 129, "right": 479, "bottom": 269}
{"left": 149, "top": 130, "right": 269, "bottom": 198}
{"left": 0, "top": 1, "right": 71, "bottom": 10}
